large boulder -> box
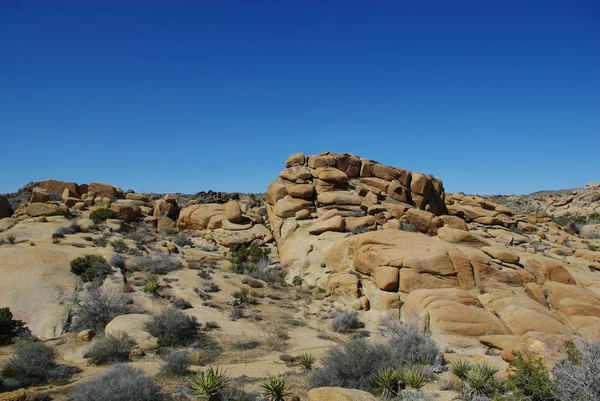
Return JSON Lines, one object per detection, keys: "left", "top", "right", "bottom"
{"left": 104, "top": 314, "right": 158, "bottom": 350}
{"left": 178, "top": 204, "right": 226, "bottom": 230}
{"left": 110, "top": 200, "right": 142, "bottom": 222}
{"left": 30, "top": 187, "right": 50, "bottom": 204}
{"left": 308, "top": 388, "right": 378, "bottom": 401}
{"left": 88, "top": 182, "right": 123, "bottom": 199}
{"left": 225, "top": 200, "right": 243, "bottom": 223}
{"left": 37, "top": 179, "right": 79, "bottom": 196}
{"left": 25, "top": 203, "right": 64, "bottom": 217}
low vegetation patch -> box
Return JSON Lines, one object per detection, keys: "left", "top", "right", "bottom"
{"left": 70, "top": 364, "right": 166, "bottom": 401}
{"left": 159, "top": 349, "right": 191, "bottom": 377}
{"left": 132, "top": 252, "right": 183, "bottom": 274}
{"left": 331, "top": 309, "right": 364, "bottom": 333}
{"left": 69, "top": 286, "right": 134, "bottom": 332}
{"left": 0, "top": 340, "right": 72, "bottom": 388}
{"left": 145, "top": 308, "right": 199, "bottom": 347}
{"left": 229, "top": 243, "right": 271, "bottom": 274}
{"left": 90, "top": 208, "right": 117, "bottom": 223}
{"left": 70, "top": 254, "right": 111, "bottom": 282}
{"left": 84, "top": 332, "right": 136, "bottom": 365}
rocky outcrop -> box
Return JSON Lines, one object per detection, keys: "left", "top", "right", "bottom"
{"left": 88, "top": 182, "right": 124, "bottom": 199}
{"left": 0, "top": 195, "right": 12, "bottom": 219}
{"left": 308, "top": 388, "right": 378, "bottom": 401}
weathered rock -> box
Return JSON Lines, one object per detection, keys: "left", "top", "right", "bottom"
{"left": 274, "top": 197, "right": 315, "bottom": 219}
{"left": 521, "top": 255, "right": 576, "bottom": 285}
{"left": 307, "top": 154, "right": 336, "bottom": 169}
{"left": 62, "top": 188, "right": 80, "bottom": 201}
{"left": 157, "top": 216, "right": 176, "bottom": 230}
{"left": 280, "top": 166, "right": 313, "bottom": 182}
{"left": 438, "top": 215, "right": 469, "bottom": 231}
{"left": 30, "top": 187, "right": 50, "bottom": 204}
{"left": 309, "top": 215, "right": 345, "bottom": 235}
{"left": 317, "top": 167, "right": 348, "bottom": 183}
{"left": 481, "top": 246, "right": 520, "bottom": 264}
{"left": 285, "top": 152, "right": 305, "bottom": 167}
{"left": 153, "top": 198, "right": 178, "bottom": 220}
{"left": 25, "top": 203, "right": 64, "bottom": 217}
{"left": 38, "top": 179, "right": 79, "bottom": 196}
{"left": 286, "top": 184, "right": 314, "bottom": 199}
{"left": 308, "top": 387, "right": 378, "bottom": 401}
{"left": 77, "top": 329, "right": 94, "bottom": 341}
{"left": 406, "top": 208, "right": 442, "bottom": 235}
{"left": 76, "top": 218, "right": 95, "bottom": 232}
{"left": 111, "top": 200, "right": 142, "bottom": 222}
{"left": 437, "top": 227, "right": 490, "bottom": 248}
{"left": 178, "top": 204, "right": 226, "bottom": 230}
{"left": 105, "top": 314, "right": 158, "bottom": 350}
{"left": 64, "top": 197, "right": 80, "bottom": 207}
{"left": 106, "top": 219, "right": 124, "bottom": 232}
{"left": 125, "top": 193, "right": 149, "bottom": 202}
{"left": 88, "top": 182, "right": 123, "bottom": 199}
{"left": 225, "top": 200, "right": 243, "bottom": 223}
{"left": 317, "top": 191, "right": 362, "bottom": 206}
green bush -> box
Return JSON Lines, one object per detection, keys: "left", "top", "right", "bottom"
{"left": 0, "top": 307, "right": 24, "bottom": 345}
{"left": 145, "top": 308, "right": 199, "bottom": 347}
{"left": 84, "top": 333, "right": 135, "bottom": 365}
{"left": 69, "top": 254, "right": 110, "bottom": 282}
{"left": 190, "top": 366, "right": 231, "bottom": 401}
{"left": 261, "top": 376, "right": 290, "bottom": 401}
{"left": 159, "top": 349, "right": 191, "bottom": 377}
{"left": 229, "top": 243, "right": 270, "bottom": 274}
{"left": 89, "top": 208, "right": 117, "bottom": 223}
{"left": 508, "top": 352, "right": 556, "bottom": 401}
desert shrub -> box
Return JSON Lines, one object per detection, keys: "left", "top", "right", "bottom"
{"left": 229, "top": 306, "right": 244, "bottom": 320}
{"left": 309, "top": 338, "right": 389, "bottom": 391}
{"left": 331, "top": 309, "right": 364, "bottom": 333}
{"left": 110, "top": 239, "right": 129, "bottom": 253}
{"left": 232, "top": 340, "right": 261, "bottom": 350}
{"left": 398, "top": 222, "right": 418, "bottom": 232}
{"left": 172, "top": 234, "right": 193, "bottom": 247}
{"left": 0, "top": 340, "right": 65, "bottom": 388}
{"left": 6, "top": 235, "right": 17, "bottom": 244}
{"left": 0, "top": 307, "right": 24, "bottom": 345}
{"left": 507, "top": 352, "right": 556, "bottom": 401}
{"left": 345, "top": 226, "right": 372, "bottom": 237}
{"left": 261, "top": 376, "right": 290, "bottom": 401}
{"left": 54, "top": 224, "right": 78, "bottom": 238}
{"left": 92, "top": 237, "right": 108, "bottom": 247}
{"left": 248, "top": 261, "right": 286, "bottom": 285}
{"left": 160, "top": 349, "right": 191, "bottom": 376}
{"left": 375, "top": 367, "right": 402, "bottom": 398}
{"left": 172, "top": 298, "right": 192, "bottom": 309}
{"left": 229, "top": 243, "right": 271, "bottom": 274}
{"left": 242, "top": 277, "right": 264, "bottom": 288}
{"left": 110, "top": 253, "right": 126, "bottom": 269}
{"left": 125, "top": 226, "right": 156, "bottom": 245}
{"left": 161, "top": 226, "right": 178, "bottom": 236}
{"left": 553, "top": 338, "right": 600, "bottom": 401}
{"left": 379, "top": 319, "right": 439, "bottom": 366}
{"left": 84, "top": 332, "right": 135, "bottom": 365}
{"left": 232, "top": 288, "right": 258, "bottom": 305}
{"left": 132, "top": 252, "right": 182, "bottom": 274}
{"left": 90, "top": 208, "right": 117, "bottom": 223}
{"left": 69, "top": 286, "right": 134, "bottom": 332}
{"left": 204, "top": 282, "right": 220, "bottom": 293}
{"left": 398, "top": 389, "right": 435, "bottom": 401}
{"left": 189, "top": 366, "right": 231, "bottom": 401}
{"left": 69, "top": 254, "right": 110, "bottom": 282}
{"left": 69, "top": 364, "right": 166, "bottom": 401}
{"left": 145, "top": 308, "right": 199, "bottom": 347}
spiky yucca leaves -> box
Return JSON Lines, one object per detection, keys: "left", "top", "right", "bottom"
{"left": 375, "top": 368, "right": 404, "bottom": 399}
{"left": 403, "top": 365, "right": 428, "bottom": 389}
{"left": 450, "top": 359, "right": 472, "bottom": 381}
{"left": 190, "top": 366, "right": 231, "bottom": 401}
{"left": 144, "top": 274, "right": 161, "bottom": 295}
{"left": 464, "top": 362, "right": 501, "bottom": 399}
{"left": 298, "top": 352, "right": 316, "bottom": 372}
{"left": 261, "top": 376, "right": 290, "bottom": 401}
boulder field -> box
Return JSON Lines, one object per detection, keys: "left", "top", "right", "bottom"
{"left": 2, "top": 150, "right": 600, "bottom": 367}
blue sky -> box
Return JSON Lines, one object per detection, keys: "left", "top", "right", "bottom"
{"left": 1, "top": 1, "right": 598, "bottom": 195}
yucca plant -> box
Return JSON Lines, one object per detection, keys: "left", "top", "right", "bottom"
{"left": 450, "top": 359, "right": 472, "bottom": 381}
{"left": 464, "top": 362, "right": 500, "bottom": 399}
{"left": 261, "top": 376, "right": 290, "bottom": 401}
{"left": 375, "top": 368, "right": 402, "bottom": 399}
{"left": 403, "top": 365, "right": 428, "bottom": 389}
{"left": 144, "top": 274, "right": 161, "bottom": 295}
{"left": 298, "top": 352, "right": 316, "bottom": 372}
{"left": 190, "top": 366, "right": 231, "bottom": 401}
{"left": 6, "top": 235, "right": 16, "bottom": 244}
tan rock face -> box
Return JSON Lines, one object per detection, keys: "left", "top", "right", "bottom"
{"left": 178, "top": 204, "right": 226, "bottom": 230}
{"left": 88, "top": 182, "right": 123, "bottom": 199}
{"left": 481, "top": 246, "right": 520, "bottom": 264}
{"left": 285, "top": 152, "right": 305, "bottom": 167}
{"left": 105, "top": 314, "right": 158, "bottom": 350}
{"left": 274, "top": 197, "right": 315, "bottom": 219}
{"left": 37, "top": 179, "right": 79, "bottom": 196}
{"left": 110, "top": 200, "right": 142, "bottom": 222}
{"left": 308, "top": 387, "right": 378, "bottom": 401}
{"left": 30, "top": 188, "right": 50, "bottom": 204}
{"left": 225, "top": 200, "right": 243, "bottom": 223}
{"left": 25, "top": 203, "right": 64, "bottom": 217}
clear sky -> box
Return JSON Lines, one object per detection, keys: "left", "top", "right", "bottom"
{"left": 1, "top": 1, "right": 599, "bottom": 195}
